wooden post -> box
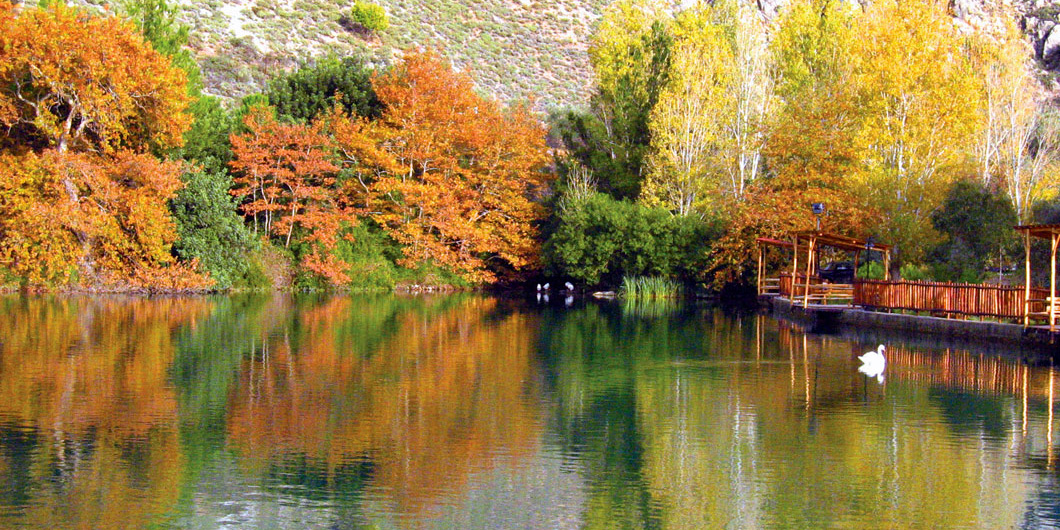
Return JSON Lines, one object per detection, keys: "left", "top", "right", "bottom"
{"left": 757, "top": 244, "right": 764, "bottom": 296}
{"left": 853, "top": 250, "right": 861, "bottom": 282}
{"left": 1052, "top": 233, "right": 1059, "bottom": 332}
{"left": 803, "top": 236, "right": 815, "bottom": 307}
{"left": 884, "top": 250, "right": 891, "bottom": 281}
{"left": 791, "top": 237, "right": 799, "bottom": 288}
{"left": 1025, "top": 230, "right": 1032, "bottom": 327}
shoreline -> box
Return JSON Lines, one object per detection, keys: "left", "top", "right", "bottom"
{"left": 766, "top": 295, "right": 1060, "bottom": 359}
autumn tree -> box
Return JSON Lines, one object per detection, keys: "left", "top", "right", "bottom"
{"left": 229, "top": 105, "right": 353, "bottom": 283}
{"left": 724, "top": 0, "right": 773, "bottom": 202}
{"left": 705, "top": 0, "right": 869, "bottom": 288}
{"left": 0, "top": 3, "right": 199, "bottom": 288}
{"left": 333, "top": 50, "right": 551, "bottom": 283}
{"left": 643, "top": 7, "right": 733, "bottom": 215}
{"left": 969, "top": 23, "right": 1059, "bottom": 221}
{"left": 0, "top": 3, "right": 190, "bottom": 156}
{"left": 641, "top": 0, "right": 775, "bottom": 215}
{"left": 850, "top": 0, "right": 982, "bottom": 265}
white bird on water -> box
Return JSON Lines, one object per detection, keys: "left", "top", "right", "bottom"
{"left": 858, "top": 344, "right": 886, "bottom": 383}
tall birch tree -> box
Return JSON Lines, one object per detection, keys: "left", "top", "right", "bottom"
{"left": 642, "top": 7, "right": 733, "bottom": 216}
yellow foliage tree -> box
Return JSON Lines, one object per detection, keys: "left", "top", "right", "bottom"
{"left": 643, "top": 0, "right": 775, "bottom": 215}
{"left": 643, "top": 7, "right": 734, "bottom": 216}
{"left": 851, "top": 0, "right": 983, "bottom": 263}
{"left": 969, "top": 22, "right": 1059, "bottom": 221}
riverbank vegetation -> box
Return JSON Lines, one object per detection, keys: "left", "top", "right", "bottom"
{"left": 553, "top": 0, "right": 1060, "bottom": 289}
{"left": 0, "top": 0, "right": 1057, "bottom": 293}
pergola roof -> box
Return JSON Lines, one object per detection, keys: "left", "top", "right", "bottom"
{"left": 792, "top": 231, "right": 892, "bottom": 253}
{"left": 1015, "top": 224, "right": 1060, "bottom": 239}
{"left": 756, "top": 237, "right": 794, "bottom": 248}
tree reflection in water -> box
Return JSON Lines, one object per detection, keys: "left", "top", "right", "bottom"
{"left": 0, "top": 295, "right": 1059, "bottom": 529}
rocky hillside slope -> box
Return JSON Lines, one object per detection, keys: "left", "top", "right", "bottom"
{"left": 78, "top": 0, "right": 613, "bottom": 109}
{"left": 69, "top": 0, "right": 1060, "bottom": 110}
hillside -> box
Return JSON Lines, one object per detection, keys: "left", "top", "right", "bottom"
{"left": 72, "top": 0, "right": 612, "bottom": 109}
{"left": 67, "top": 0, "right": 1060, "bottom": 110}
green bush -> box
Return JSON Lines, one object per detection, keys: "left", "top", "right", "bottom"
{"left": 857, "top": 261, "right": 885, "bottom": 280}
{"left": 170, "top": 168, "right": 259, "bottom": 289}
{"left": 291, "top": 221, "right": 472, "bottom": 292}
{"left": 347, "top": 1, "right": 389, "bottom": 32}
{"left": 543, "top": 192, "right": 718, "bottom": 286}
{"left": 899, "top": 263, "right": 931, "bottom": 282}
{"left": 331, "top": 222, "right": 402, "bottom": 291}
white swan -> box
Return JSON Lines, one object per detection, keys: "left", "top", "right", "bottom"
{"left": 858, "top": 344, "right": 886, "bottom": 382}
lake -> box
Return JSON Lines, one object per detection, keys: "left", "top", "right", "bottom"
{"left": 0, "top": 293, "right": 1058, "bottom": 529}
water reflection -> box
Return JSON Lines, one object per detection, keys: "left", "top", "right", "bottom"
{"left": 0, "top": 296, "right": 208, "bottom": 529}
{"left": 0, "top": 295, "right": 1060, "bottom": 528}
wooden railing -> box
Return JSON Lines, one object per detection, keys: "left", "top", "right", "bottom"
{"left": 760, "top": 277, "right": 781, "bottom": 295}
{"left": 779, "top": 273, "right": 815, "bottom": 297}
{"left": 854, "top": 280, "right": 1050, "bottom": 320}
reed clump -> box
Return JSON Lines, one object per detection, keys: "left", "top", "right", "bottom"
{"left": 620, "top": 276, "right": 683, "bottom": 299}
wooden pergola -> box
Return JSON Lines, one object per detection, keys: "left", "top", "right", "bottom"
{"left": 792, "top": 231, "right": 890, "bottom": 307}
{"left": 757, "top": 231, "right": 891, "bottom": 305}
{"left": 1016, "top": 224, "right": 1060, "bottom": 330}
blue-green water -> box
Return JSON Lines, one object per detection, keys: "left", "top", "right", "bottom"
{"left": 0, "top": 293, "right": 1058, "bottom": 529}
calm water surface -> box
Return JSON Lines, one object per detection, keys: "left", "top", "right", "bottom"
{"left": 1, "top": 294, "right": 1059, "bottom": 529}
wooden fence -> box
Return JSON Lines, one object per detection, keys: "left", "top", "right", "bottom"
{"left": 854, "top": 279, "right": 1050, "bottom": 320}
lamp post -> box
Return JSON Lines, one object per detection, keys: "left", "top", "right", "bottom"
{"left": 811, "top": 203, "right": 825, "bottom": 232}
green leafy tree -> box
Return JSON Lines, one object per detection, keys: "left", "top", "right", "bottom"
{"left": 179, "top": 96, "right": 235, "bottom": 175}
{"left": 170, "top": 168, "right": 259, "bottom": 289}
{"left": 928, "top": 180, "right": 1016, "bottom": 282}
{"left": 572, "top": 0, "right": 672, "bottom": 199}
{"left": 265, "top": 54, "right": 380, "bottom": 124}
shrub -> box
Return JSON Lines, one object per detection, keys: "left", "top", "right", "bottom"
{"left": 346, "top": 1, "right": 389, "bottom": 33}
{"left": 857, "top": 261, "right": 885, "bottom": 280}
{"left": 170, "top": 168, "right": 259, "bottom": 289}
{"left": 899, "top": 263, "right": 931, "bottom": 282}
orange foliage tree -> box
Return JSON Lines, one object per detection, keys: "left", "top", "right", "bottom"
{"left": 0, "top": 151, "right": 198, "bottom": 287}
{"left": 0, "top": 3, "right": 189, "bottom": 155}
{"left": 230, "top": 106, "right": 354, "bottom": 283}
{"left": 0, "top": 3, "right": 199, "bottom": 289}
{"left": 333, "top": 50, "right": 551, "bottom": 283}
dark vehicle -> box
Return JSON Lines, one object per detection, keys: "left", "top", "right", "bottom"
{"left": 819, "top": 261, "right": 855, "bottom": 284}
